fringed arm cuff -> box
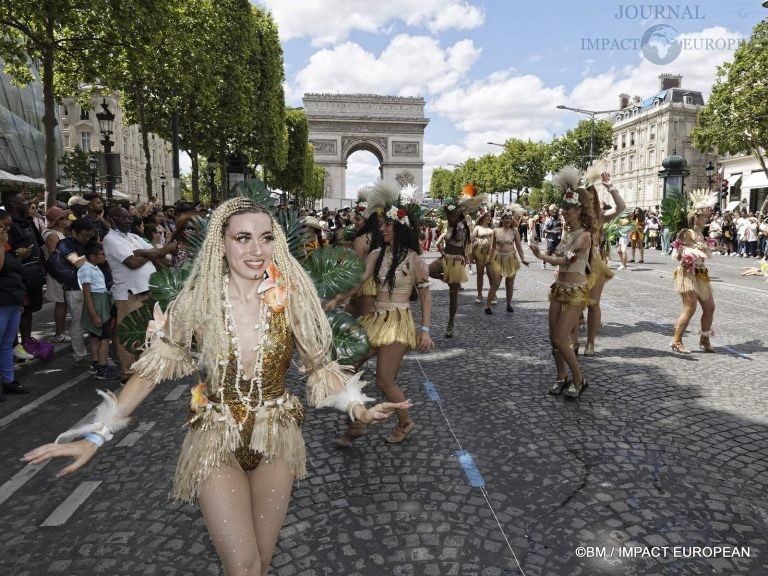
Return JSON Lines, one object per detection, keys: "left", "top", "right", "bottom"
{"left": 130, "top": 337, "right": 197, "bottom": 388}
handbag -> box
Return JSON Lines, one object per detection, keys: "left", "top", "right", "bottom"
{"left": 428, "top": 258, "right": 443, "bottom": 280}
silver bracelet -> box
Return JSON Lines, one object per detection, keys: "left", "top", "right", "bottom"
{"left": 419, "top": 326, "right": 430, "bottom": 333}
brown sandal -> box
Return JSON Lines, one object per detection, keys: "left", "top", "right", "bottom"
{"left": 334, "top": 422, "right": 368, "bottom": 448}
{"left": 384, "top": 421, "right": 415, "bottom": 444}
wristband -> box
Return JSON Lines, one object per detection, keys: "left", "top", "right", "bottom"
{"left": 84, "top": 433, "right": 105, "bottom": 447}
{"left": 419, "top": 326, "right": 430, "bottom": 333}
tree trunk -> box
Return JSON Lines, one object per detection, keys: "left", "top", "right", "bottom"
{"left": 42, "top": 23, "right": 57, "bottom": 209}
{"left": 135, "top": 84, "right": 153, "bottom": 202}
{"left": 190, "top": 130, "right": 199, "bottom": 204}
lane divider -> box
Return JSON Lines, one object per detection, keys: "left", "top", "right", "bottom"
{"left": 163, "top": 384, "right": 187, "bottom": 402}
{"left": 0, "top": 373, "right": 90, "bottom": 430}
{"left": 40, "top": 481, "right": 102, "bottom": 527}
{"left": 116, "top": 421, "right": 156, "bottom": 448}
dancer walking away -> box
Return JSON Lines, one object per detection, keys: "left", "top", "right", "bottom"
{"left": 670, "top": 190, "right": 718, "bottom": 354}
{"left": 486, "top": 205, "right": 529, "bottom": 314}
{"left": 629, "top": 207, "right": 646, "bottom": 263}
{"left": 471, "top": 212, "right": 496, "bottom": 304}
{"left": 24, "top": 197, "right": 407, "bottom": 576}
{"left": 529, "top": 166, "right": 595, "bottom": 399}
{"left": 582, "top": 168, "right": 626, "bottom": 356}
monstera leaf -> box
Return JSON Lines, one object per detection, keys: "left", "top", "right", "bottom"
{"left": 233, "top": 177, "right": 271, "bottom": 206}
{"left": 327, "top": 309, "right": 370, "bottom": 366}
{"left": 184, "top": 215, "right": 209, "bottom": 258}
{"left": 149, "top": 263, "right": 192, "bottom": 310}
{"left": 302, "top": 245, "right": 365, "bottom": 300}
{"left": 660, "top": 187, "right": 688, "bottom": 239}
{"left": 117, "top": 302, "right": 154, "bottom": 355}
{"left": 277, "top": 207, "right": 308, "bottom": 261}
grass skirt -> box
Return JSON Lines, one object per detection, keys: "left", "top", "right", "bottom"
{"left": 442, "top": 256, "right": 468, "bottom": 285}
{"left": 359, "top": 302, "right": 417, "bottom": 349}
{"left": 473, "top": 246, "right": 492, "bottom": 268}
{"left": 492, "top": 253, "right": 520, "bottom": 278}
{"left": 673, "top": 266, "right": 712, "bottom": 301}
{"left": 587, "top": 253, "right": 614, "bottom": 289}
{"left": 355, "top": 274, "right": 378, "bottom": 297}
{"left": 549, "top": 281, "right": 594, "bottom": 312}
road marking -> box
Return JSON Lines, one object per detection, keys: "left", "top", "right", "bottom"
{"left": 116, "top": 421, "right": 156, "bottom": 448}
{"left": 40, "top": 481, "right": 102, "bottom": 527}
{"left": 455, "top": 450, "right": 485, "bottom": 487}
{"left": 0, "top": 372, "right": 90, "bottom": 430}
{"left": 423, "top": 381, "right": 441, "bottom": 401}
{"left": 0, "top": 462, "right": 50, "bottom": 506}
{"left": 163, "top": 384, "right": 187, "bottom": 402}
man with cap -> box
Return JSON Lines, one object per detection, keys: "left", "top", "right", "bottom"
{"left": 67, "top": 195, "right": 90, "bottom": 219}
{"left": 542, "top": 204, "right": 563, "bottom": 269}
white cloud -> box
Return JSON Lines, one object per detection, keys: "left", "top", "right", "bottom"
{"left": 287, "top": 35, "right": 480, "bottom": 102}
{"left": 258, "top": 0, "right": 485, "bottom": 46}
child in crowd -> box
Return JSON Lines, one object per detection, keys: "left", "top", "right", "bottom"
{"left": 78, "top": 242, "right": 119, "bottom": 380}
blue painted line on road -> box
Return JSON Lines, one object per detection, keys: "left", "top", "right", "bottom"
{"left": 720, "top": 345, "right": 751, "bottom": 360}
{"left": 455, "top": 450, "right": 485, "bottom": 487}
{"left": 423, "top": 381, "right": 441, "bottom": 401}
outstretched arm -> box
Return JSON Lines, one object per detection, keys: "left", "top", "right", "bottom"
{"left": 323, "top": 249, "right": 378, "bottom": 310}
{"left": 600, "top": 172, "right": 626, "bottom": 220}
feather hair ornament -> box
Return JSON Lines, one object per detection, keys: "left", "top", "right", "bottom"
{"left": 363, "top": 180, "right": 402, "bottom": 218}
{"left": 501, "top": 203, "right": 527, "bottom": 219}
{"left": 583, "top": 162, "right": 607, "bottom": 187}
{"left": 55, "top": 389, "right": 131, "bottom": 444}
{"left": 688, "top": 188, "right": 718, "bottom": 212}
{"left": 551, "top": 165, "right": 582, "bottom": 192}
{"left": 458, "top": 193, "right": 487, "bottom": 214}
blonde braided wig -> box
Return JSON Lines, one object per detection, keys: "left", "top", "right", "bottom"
{"left": 168, "top": 197, "right": 333, "bottom": 393}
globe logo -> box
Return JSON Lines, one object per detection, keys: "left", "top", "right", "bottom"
{"left": 641, "top": 24, "right": 682, "bottom": 65}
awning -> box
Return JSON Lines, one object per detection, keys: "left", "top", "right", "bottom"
{"left": 726, "top": 173, "right": 742, "bottom": 186}
{"left": 742, "top": 170, "right": 768, "bottom": 189}
{"left": 725, "top": 200, "right": 746, "bottom": 213}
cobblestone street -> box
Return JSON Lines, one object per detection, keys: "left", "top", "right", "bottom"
{"left": 1, "top": 249, "right": 766, "bottom": 576}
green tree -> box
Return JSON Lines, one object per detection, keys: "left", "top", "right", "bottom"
{"left": 550, "top": 119, "right": 613, "bottom": 172}
{"left": 496, "top": 139, "right": 550, "bottom": 191}
{"left": 429, "top": 167, "right": 457, "bottom": 199}
{"left": 59, "top": 145, "right": 91, "bottom": 192}
{"left": 690, "top": 19, "right": 768, "bottom": 217}
{"left": 272, "top": 109, "right": 310, "bottom": 195}
{"left": 0, "top": 0, "right": 117, "bottom": 207}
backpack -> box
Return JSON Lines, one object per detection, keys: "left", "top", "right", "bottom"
{"left": 47, "top": 247, "right": 79, "bottom": 291}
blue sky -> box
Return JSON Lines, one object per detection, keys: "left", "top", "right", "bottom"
{"left": 247, "top": 0, "right": 762, "bottom": 196}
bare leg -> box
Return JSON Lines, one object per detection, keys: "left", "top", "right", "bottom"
{"left": 548, "top": 302, "right": 567, "bottom": 380}
{"left": 447, "top": 284, "right": 459, "bottom": 333}
{"left": 699, "top": 295, "right": 715, "bottom": 332}
{"left": 550, "top": 302, "right": 584, "bottom": 385}
{"left": 476, "top": 263, "right": 485, "bottom": 299}
{"left": 587, "top": 275, "right": 607, "bottom": 346}
{"left": 505, "top": 276, "right": 515, "bottom": 307}
{"left": 672, "top": 292, "right": 698, "bottom": 351}
{"left": 376, "top": 342, "right": 410, "bottom": 425}
{"left": 486, "top": 270, "right": 501, "bottom": 309}
{"left": 639, "top": 243, "right": 645, "bottom": 262}
{"left": 54, "top": 302, "right": 68, "bottom": 336}
{"left": 249, "top": 459, "right": 294, "bottom": 576}
{"left": 197, "top": 460, "right": 262, "bottom": 576}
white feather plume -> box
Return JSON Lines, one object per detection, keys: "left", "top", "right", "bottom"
{"left": 552, "top": 165, "right": 582, "bottom": 191}
{"left": 688, "top": 188, "right": 718, "bottom": 210}
{"left": 356, "top": 187, "right": 370, "bottom": 202}
{"left": 584, "top": 162, "right": 607, "bottom": 186}
{"left": 363, "top": 180, "right": 401, "bottom": 218}
{"left": 55, "top": 390, "right": 131, "bottom": 444}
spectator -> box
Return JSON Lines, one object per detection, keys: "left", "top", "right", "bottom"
{"left": 30, "top": 202, "right": 46, "bottom": 234}
{"left": 722, "top": 212, "right": 736, "bottom": 256}
{"left": 67, "top": 195, "right": 90, "bottom": 219}
{"left": 78, "top": 241, "right": 119, "bottom": 380}
{"left": 542, "top": 204, "right": 562, "bottom": 270}
{"left": 43, "top": 206, "right": 73, "bottom": 343}
{"left": 56, "top": 218, "right": 97, "bottom": 363}
{"left": 0, "top": 209, "right": 30, "bottom": 396}
{"left": 82, "top": 193, "right": 111, "bottom": 241}
{"left": 1, "top": 191, "right": 46, "bottom": 360}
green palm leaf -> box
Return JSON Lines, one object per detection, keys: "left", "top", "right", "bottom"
{"left": 327, "top": 309, "right": 370, "bottom": 365}
{"left": 302, "top": 245, "right": 364, "bottom": 299}
{"left": 184, "top": 215, "right": 209, "bottom": 258}
{"left": 149, "top": 263, "right": 192, "bottom": 310}
{"left": 117, "top": 303, "right": 154, "bottom": 355}
{"left": 277, "top": 207, "right": 308, "bottom": 260}
{"left": 233, "top": 177, "right": 271, "bottom": 205}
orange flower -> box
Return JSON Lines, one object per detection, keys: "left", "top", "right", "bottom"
{"left": 259, "top": 262, "right": 287, "bottom": 312}
{"left": 190, "top": 382, "right": 209, "bottom": 412}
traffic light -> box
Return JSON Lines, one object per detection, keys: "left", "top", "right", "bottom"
{"left": 721, "top": 180, "right": 729, "bottom": 199}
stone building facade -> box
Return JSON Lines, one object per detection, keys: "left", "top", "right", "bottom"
{"left": 608, "top": 74, "right": 717, "bottom": 210}
{"left": 59, "top": 92, "right": 174, "bottom": 204}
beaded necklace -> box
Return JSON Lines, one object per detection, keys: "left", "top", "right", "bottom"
{"left": 222, "top": 274, "right": 270, "bottom": 426}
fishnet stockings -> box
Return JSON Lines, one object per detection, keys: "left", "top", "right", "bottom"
{"left": 197, "top": 457, "right": 294, "bottom": 576}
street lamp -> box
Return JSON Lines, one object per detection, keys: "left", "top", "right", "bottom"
{"left": 705, "top": 160, "right": 715, "bottom": 189}
{"left": 556, "top": 105, "right": 622, "bottom": 166}
{"left": 95, "top": 98, "right": 115, "bottom": 202}
{"left": 88, "top": 155, "right": 98, "bottom": 195}
{"left": 487, "top": 141, "right": 505, "bottom": 147}
{"left": 160, "top": 173, "right": 167, "bottom": 207}
{"left": 207, "top": 154, "right": 217, "bottom": 205}
{"left": 658, "top": 148, "right": 690, "bottom": 200}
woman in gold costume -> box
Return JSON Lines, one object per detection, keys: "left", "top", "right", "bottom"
{"left": 529, "top": 166, "right": 596, "bottom": 399}
{"left": 24, "top": 197, "right": 407, "bottom": 576}
{"left": 629, "top": 207, "right": 646, "bottom": 263}
{"left": 470, "top": 211, "right": 497, "bottom": 304}
{"left": 670, "top": 190, "right": 717, "bottom": 354}
{"left": 582, "top": 168, "right": 626, "bottom": 356}
{"left": 485, "top": 206, "right": 529, "bottom": 314}
{"left": 327, "top": 182, "right": 434, "bottom": 446}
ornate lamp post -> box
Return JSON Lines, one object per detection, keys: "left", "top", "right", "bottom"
{"left": 95, "top": 98, "right": 115, "bottom": 201}
{"left": 658, "top": 149, "right": 690, "bottom": 200}
{"left": 207, "top": 155, "right": 217, "bottom": 206}
{"left": 89, "top": 155, "right": 98, "bottom": 195}
{"left": 160, "top": 173, "right": 167, "bottom": 207}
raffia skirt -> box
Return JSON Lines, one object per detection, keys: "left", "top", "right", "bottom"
{"left": 355, "top": 275, "right": 378, "bottom": 297}
{"left": 673, "top": 265, "right": 712, "bottom": 301}
{"left": 492, "top": 253, "right": 520, "bottom": 278}
{"left": 473, "top": 246, "right": 492, "bottom": 267}
{"left": 442, "top": 255, "right": 468, "bottom": 285}
{"left": 549, "top": 281, "right": 594, "bottom": 312}
{"left": 359, "top": 302, "right": 417, "bottom": 349}
{"left": 586, "top": 252, "right": 614, "bottom": 289}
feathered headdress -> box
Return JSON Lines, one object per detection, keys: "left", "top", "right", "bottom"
{"left": 440, "top": 190, "right": 487, "bottom": 219}
{"left": 353, "top": 187, "right": 370, "bottom": 215}
{"left": 583, "top": 162, "right": 607, "bottom": 188}
{"left": 363, "top": 180, "right": 420, "bottom": 226}
{"left": 500, "top": 203, "right": 527, "bottom": 220}
{"left": 552, "top": 165, "right": 583, "bottom": 207}
{"left": 688, "top": 188, "right": 718, "bottom": 217}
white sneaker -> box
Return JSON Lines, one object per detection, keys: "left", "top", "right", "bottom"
{"left": 13, "top": 344, "right": 34, "bottom": 361}
{"left": 618, "top": 265, "right": 627, "bottom": 270}
{"left": 51, "top": 333, "right": 72, "bottom": 343}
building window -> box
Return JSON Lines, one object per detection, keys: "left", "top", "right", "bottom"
{"left": 648, "top": 149, "right": 655, "bottom": 166}
{"left": 629, "top": 155, "right": 634, "bottom": 171}
{"left": 123, "top": 137, "right": 128, "bottom": 155}
{"left": 649, "top": 124, "right": 656, "bottom": 140}
{"left": 621, "top": 134, "right": 626, "bottom": 148}
{"left": 613, "top": 160, "right": 618, "bottom": 174}
{"left": 79, "top": 107, "right": 89, "bottom": 120}
{"left": 80, "top": 131, "right": 91, "bottom": 151}
{"left": 613, "top": 137, "right": 618, "bottom": 151}
{"left": 64, "top": 134, "right": 70, "bottom": 148}
{"left": 685, "top": 95, "right": 694, "bottom": 105}
{"left": 63, "top": 105, "right": 69, "bottom": 116}
{"left": 620, "top": 157, "right": 625, "bottom": 173}
{"left": 630, "top": 131, "right": 635, "bottom": 146}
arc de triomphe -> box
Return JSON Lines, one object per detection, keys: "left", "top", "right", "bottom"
{"left": 302, "top": 93, "right": 429, "bottom": 203}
